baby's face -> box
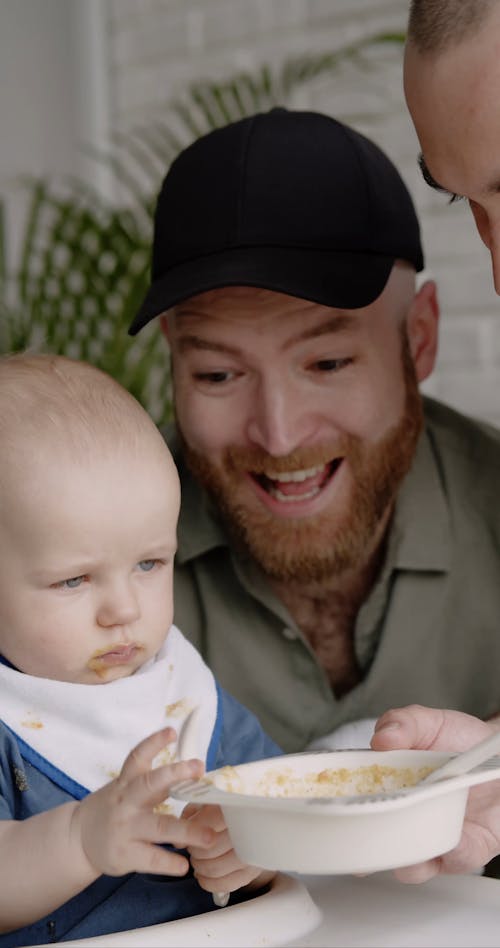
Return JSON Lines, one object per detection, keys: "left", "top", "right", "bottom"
{"left": 0, "top": 444, "right": 180, "bottom": 683}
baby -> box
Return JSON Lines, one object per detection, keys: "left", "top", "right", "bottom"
{"left": 0, "top": 353, "right": 279, "bottom": 946}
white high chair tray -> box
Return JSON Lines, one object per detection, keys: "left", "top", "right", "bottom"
{"left": 29, "top": 873, "right": 321, "bottom": 947}
{"left": 26, "top": 867, "right": 500, "bottom": 947}
{"left": 289, "top": 871, "right": 500, "bottom": 947}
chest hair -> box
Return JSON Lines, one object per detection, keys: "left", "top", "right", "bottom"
{"left": 272, "top": 560, "right": 381, "bottom": 697}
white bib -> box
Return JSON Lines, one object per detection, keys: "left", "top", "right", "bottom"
{"left": 0, "top": 625, "right": 218, "bottom": 813}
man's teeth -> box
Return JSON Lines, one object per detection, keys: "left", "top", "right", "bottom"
{"left": 265, "top": 465, "right": 323, "bottom": 483}
{"left": 263, "top": 464, "right": 328, "bottom": 502}
{"left": 268, "top": 485, "right": 321, "bottom": 502}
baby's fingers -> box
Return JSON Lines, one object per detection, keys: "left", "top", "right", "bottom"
{"left": 138, "top": 809, "right": 216, "bottom": 852}
{"left": 130, "top": 759, "right": 205, "bottom": 809}
{"left": 184, "top": 803, "right": 226, "bottom": 833}
{"left": 111, "top": 838, "right": 201, "bottom": 879}
{"left": 192, "top": 850, "right": 260, "bottom": 894}
{"left": 118, "top": 740, "right": 205, "bottom": 808}
{"left": 188, "top": 825, "right": 232, "bottom": 860}
{"left": 118, "top": 727, "right": 177, "bottom": 782}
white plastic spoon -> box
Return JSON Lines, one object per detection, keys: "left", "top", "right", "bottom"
{"left": 419, "top": 727, "right": 500, "bottom": 785}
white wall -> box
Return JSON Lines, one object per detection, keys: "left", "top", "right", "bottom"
{"left": 1, "top": 0, "right": 499, "bottom": 426}
{"left": 0, "top": 0, "right": 111, "bottom": 280}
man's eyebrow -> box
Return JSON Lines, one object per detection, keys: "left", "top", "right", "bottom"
{"left": 290, "top": 313, "right": 359, "bottom": 345}
{"left": 174, "top": 314, "right": 358, "bottom": 356}
{"left": 175, "top": 334, "right": 245, "bottom": 358}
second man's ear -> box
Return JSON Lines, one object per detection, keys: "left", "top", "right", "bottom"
{"left": 159, "top": 314, "right": 170, "bottom": 342}
{"left": 407, "top": 279, "right": 440, "bottom": 383}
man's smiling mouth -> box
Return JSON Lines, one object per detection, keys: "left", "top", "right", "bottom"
{"left": 253, "top": 459, "right": 342, "bottom": 502}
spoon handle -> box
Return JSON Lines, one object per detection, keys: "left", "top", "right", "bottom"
{"left": 421, "top": 728, "right": 500, "bottom": 784}
{"left": 177, "top": 709, "right": 230, "bottom": 909}
{"left": 212, "top": 891, "right": 230, "bottom": 907}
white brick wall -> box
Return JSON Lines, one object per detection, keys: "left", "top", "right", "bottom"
{"left": 105, "top": 0, "right": 500, "bottom": 427}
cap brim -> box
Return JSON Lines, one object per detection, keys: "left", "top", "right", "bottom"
{"left": 129, "top": 246, "right": 396, "bottom": 335}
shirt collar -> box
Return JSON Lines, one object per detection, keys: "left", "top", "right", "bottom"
{"left": 389, "top": 425, "right": 452, "bottom": 572}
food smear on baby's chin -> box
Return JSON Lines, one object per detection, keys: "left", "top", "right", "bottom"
{"left": 87, "top": 643, "right": 143, "bottom": 677}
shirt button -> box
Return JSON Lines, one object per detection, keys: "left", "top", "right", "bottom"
{"left": 282, "top": 627, "right": 298, "bottom": 640}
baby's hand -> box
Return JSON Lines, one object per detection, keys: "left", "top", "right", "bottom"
{"left": 184, "top": 804, "right": 275, "bottom": 897}
{"left": 72, "top": 727, "right": 215, "bottom": 878}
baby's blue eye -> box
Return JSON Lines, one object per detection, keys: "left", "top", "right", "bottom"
{"left": 138, "top": 559, "right": 156, "bottom": 572}
{"left": 55, "top": 575, "right": 84, "bottom": 589}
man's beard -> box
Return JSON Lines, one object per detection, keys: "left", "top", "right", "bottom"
{"left": 178, "top": 332, "right": 424, "bottom": 583}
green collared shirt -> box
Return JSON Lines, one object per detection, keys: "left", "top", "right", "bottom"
{"left": 169, "top": 397, "right": 500, "bottom": 752}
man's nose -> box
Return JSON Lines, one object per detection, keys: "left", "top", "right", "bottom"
{"left": 246, "top": 378, "right": 316, "bottom": 456}
{"left": 484, "top": 217, "right": 500, "bottom": 296}
{"left": 470, "top": 202, "right": 500, "bottom": 296}
{"left": 96, "top": 582, "right": 140, "bottom": 628}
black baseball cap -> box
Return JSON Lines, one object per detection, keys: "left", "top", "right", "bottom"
{"left": 129, "top": 108, "right": 424, "bottom": 335}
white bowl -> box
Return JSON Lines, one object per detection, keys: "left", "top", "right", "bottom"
{"left": 171, "top": 748, "right": 500, "bottom": 874}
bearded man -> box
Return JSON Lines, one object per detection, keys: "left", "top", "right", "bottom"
{"left": 129, "top": 109, "right": 500, "bottom": 753}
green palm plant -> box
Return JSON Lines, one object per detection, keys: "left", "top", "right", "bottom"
{"left": 0, "top": 31, "right": 404, "bottom": 424}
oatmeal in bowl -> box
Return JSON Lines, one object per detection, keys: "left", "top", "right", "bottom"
{"left": 171, "top": 749, "right": 500, "bottom": 874}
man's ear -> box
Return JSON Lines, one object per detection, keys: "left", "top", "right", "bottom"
{"left": 406, "top": 279, "right": 439, "bottom": 383}
{"left": 159, "top": 313, "right": 170, "bottom": 342}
